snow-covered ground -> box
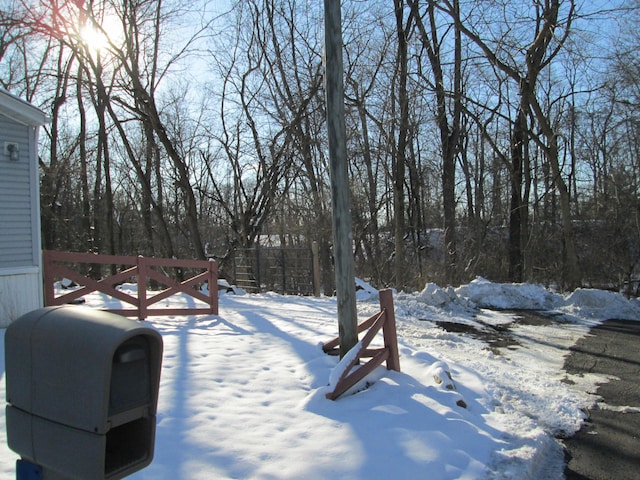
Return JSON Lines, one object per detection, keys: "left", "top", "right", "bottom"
{"left": 2, "top": 278, "right": 640, "bottom": 479}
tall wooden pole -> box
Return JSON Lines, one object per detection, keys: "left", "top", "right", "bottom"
{"left": 324, "top": 0, "right": 358, "bottom": 358}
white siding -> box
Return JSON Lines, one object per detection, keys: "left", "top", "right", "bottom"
{"left": 0, "top": 113, "right": 37, "bottom": 268}
{"left": 0, "top": 93, "right": 46, "bottom": 325}
{"left": 0, "top": 270, "right": 42, "bottom": 327}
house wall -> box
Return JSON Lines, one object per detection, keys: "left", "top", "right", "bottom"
{"left": 0, "top": 269, "right": 42, "bottom": 328}
{"left": 0, "top": 110, "right": 44, "bottom": 326}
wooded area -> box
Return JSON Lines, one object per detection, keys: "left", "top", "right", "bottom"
{"left": 1, "top": 0, "right": 638, "bottom": 294}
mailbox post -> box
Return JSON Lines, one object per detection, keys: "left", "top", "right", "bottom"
{"left": 4, "top": 306, "right": 163, "bottom": 479}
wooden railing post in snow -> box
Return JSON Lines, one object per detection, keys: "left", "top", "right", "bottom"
{"left": 324, "top": 288, "right": 401, "bottom": 399}
{"left": 138, "top": 255, "right": 147, "bottom": 320}
{"left": 209, "top": 258, "right": 218, "bottom": 315}
{"left": 379, "top": 288, "right": 400, "bottom": 372}
{"left": 43, "top": 250, "right": 55, "bottom": 307}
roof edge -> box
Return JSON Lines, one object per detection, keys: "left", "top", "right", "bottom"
{"left": 0, "top": 88, "right": 50, "bottom": 126}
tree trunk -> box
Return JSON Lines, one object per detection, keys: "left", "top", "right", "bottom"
{"left": 76, "top": 65, "right": 92, "bottom": 253}
{"left": 509, "top": 108, "right": 527, "bottom": 283}
{"left": 531, "top": 99, "right": 581, "bottom": 289}
{"left": 409, "top": 0, "right": 463, "bottom": 285}
{"left": 393, "top": 0, "right": 409, "bottom": 288}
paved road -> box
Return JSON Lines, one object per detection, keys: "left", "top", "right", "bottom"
{"left": 563, "top": 320, "right": 640, "bottom": 480}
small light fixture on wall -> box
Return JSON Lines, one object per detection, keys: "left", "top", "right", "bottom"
{"left": 5, "top": 142, "right": 19, "bottom": 161}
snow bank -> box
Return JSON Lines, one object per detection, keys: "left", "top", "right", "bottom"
{"left": 355, "top": 278, "right": 380, "bottom": 301}
{"left": 564, "top": 288, "right": 640, "bottom": 321}
{"left": 417, "top": 283, "right": 462, "bottom": 307}
{"left": 456, "top": 277, "right": 560, "bottom": 310}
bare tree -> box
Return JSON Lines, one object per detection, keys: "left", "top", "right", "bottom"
{"left": 4, "top": 0, "right": 632, "bottom": 292}
{"left": 439, "top": 0, "right": 580, "bottom": 287}
{"left": 392, "top": 0, "right": 411, "bottom": 288}
{"left": 408, "top": 0, "right": 464, "bottom": 285}
{"left": 106, "top": 0, "right": 211, "bottom": 258}
{"left": 205, "top": 0, "right": 322, "bottom": 253}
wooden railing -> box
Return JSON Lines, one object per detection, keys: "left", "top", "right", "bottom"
{"left": 323, "top": 289, "right": 400, "bottom": 400}
{"left": 43, "top": 250, "right": 218, "bottom": 319}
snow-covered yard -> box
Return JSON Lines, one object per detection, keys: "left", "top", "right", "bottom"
{"left": 2, "top": 278, "right": 639, "bottom": 479}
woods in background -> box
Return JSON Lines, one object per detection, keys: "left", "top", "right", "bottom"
{"left": 1, "top": 0, "right": 638, "bottom": 294}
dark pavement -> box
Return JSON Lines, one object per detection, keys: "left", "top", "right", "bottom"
{"left": 563, "top": 320, "right": 640, "bottom": 480}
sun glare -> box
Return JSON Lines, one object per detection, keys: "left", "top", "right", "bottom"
{"left": 80, "top": 23, "right": 108, "bottom": 52}
{"left": 79, "top": 14, "right": 121, "bottom": 54}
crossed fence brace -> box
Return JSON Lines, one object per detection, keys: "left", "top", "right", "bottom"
{"left": 43, "top": 250, "right": 218, "bottom": 319}
{"left": 322, "top": 289, "right": 401, "bottom": 400}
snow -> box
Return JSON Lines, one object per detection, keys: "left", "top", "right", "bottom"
{"left": 455, "top": 277, "right": 558, "bottom": 311}
{"left": 328, "top": 340, "right": 363, "bottom": 390}
{"left": 2, "top": 278, "right": 640, "bottom": 479}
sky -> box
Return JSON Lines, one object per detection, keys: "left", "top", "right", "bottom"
{"left": 2, "top": 277, "right": 639, "bottom": 479}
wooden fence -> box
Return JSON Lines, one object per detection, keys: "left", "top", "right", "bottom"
{"left": 323, "top": 289, "right": 400, "bottom": 400}
{"left": 232, "top": 242, "right": 321, "bottom": 296}
{"left": 43, "top": 250, "right": 218, "bottom": 319}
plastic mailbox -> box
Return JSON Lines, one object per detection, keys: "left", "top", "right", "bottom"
{"left": 4, "top": 305, "right": 163, "bottom": 479}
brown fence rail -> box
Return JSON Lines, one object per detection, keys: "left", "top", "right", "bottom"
{"left": 43, "top": 250, "right": 218, "bottom": 319}
{"left": 322, "top": 289, "right": 400, "bottom": 400}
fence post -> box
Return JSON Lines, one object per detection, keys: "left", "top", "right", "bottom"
{"left": 311, "top": 241, "right": 321, "bottom": 297}
{"left": 255, "top": 246, "right": 261, "bottom": 293}
{"left": 209, "top": 258, "right": 218, "bottom": 315}
{"left": 280, "top": 248, "right": 286, "bottom": 294}
{"left": 138, "top": 256, "right": 147, "bottom": 320}
{"left": 379, "top": 288, "right": 400, "bottom": 372}
{"left": 42, "top": 250, "right": 55, "bottom": 307}
{"left": 232, "top": 250, "right": 237, "bottom": 287}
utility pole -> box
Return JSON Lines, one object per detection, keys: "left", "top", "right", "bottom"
{"left": 324, "top": 0, "right": 358, "bottom": 358}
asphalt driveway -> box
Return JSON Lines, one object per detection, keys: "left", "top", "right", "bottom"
{"left": 563, "top": 319, "right": 640, "bottom": 480}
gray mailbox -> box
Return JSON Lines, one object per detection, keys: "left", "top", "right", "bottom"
{"left": 5, "top": 305, "right": 163, "bottom": 479}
